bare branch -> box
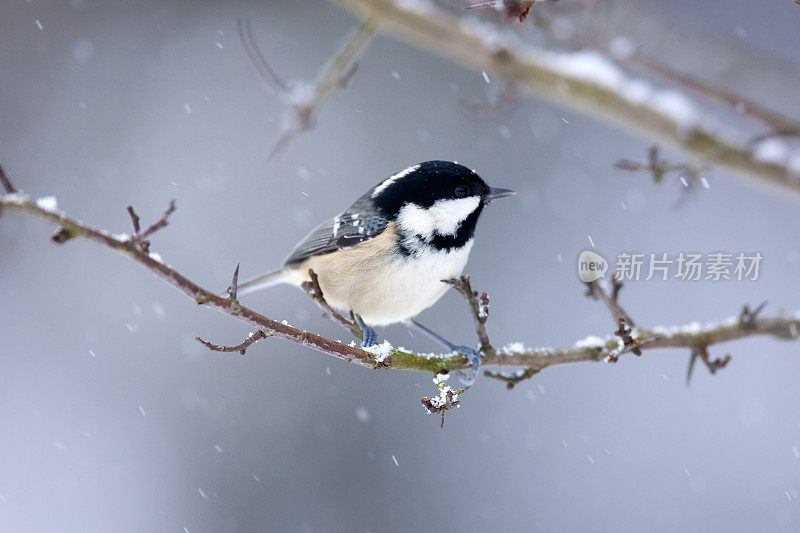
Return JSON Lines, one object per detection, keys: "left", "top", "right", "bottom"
{"left": 196, "top": 330, "right": 267, "bottom": 355}
{"left": 2, "top": 188, "right": 799, "bottom": 382}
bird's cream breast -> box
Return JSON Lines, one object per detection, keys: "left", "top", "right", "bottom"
{"left": 295, "top": 222, "right": 473, "bottom": 326}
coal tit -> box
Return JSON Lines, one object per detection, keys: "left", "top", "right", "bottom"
{"left": 238, "top": 161, "right": 514, "bottom": 381}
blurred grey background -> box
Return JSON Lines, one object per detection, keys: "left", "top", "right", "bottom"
{"left": 1, "top": 1, "right": 799, "bottom": 531}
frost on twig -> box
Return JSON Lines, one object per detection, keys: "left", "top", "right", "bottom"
{"left": 237, "top": 17, "right": 376, "bottom": 160}
{"left": 420, "top": 372, "right": 466, "bottom": 428}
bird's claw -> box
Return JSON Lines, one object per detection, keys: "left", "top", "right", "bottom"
{"left": 354, "top": 314, "right": 378, "bottom": 347}
{"left": 360, "top": 327, "right": 377, "bottom": 348}
{"left": 452, "top": 345, "right": 482, "bottom": 386}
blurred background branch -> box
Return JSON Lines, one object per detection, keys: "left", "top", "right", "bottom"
{"left": 325, "top": 0, "right": 800, "bottom": 199}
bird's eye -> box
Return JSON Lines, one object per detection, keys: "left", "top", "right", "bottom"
{"left": 454, "top": 185, "right": 469, "bottom": 198}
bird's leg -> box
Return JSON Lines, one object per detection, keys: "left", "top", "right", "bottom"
{"left": 354, "top": 314, "right": 377, "bottom": 348}
{"left": 403, "top": 319, "right": 481, "bottom": 386}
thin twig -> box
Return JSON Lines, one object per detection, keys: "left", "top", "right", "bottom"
{"left": 240, "top": 17, "right": 377, "bottom": 160}
{"left": 443, "top": 276, "right": 492, "bottom": 352}
{"left": 140, "top": 200, "right": 176, "bottom": 240}
{"left": 126, "top": 205, "right": 141, "bottom": 235}
{"left": 237, "top": 18, "right": 288, "bottom": 93}
{"left": 301, "top": 269, "right": 362, "bottom": 340}
{"left": 586, "top": 275, "right": 636, "bottom": 327}
{"left": 196, "top": 330, "right": 267, "bottom": 355}
{"left": 484, "top": 368, "right": 538, "bottom": 389}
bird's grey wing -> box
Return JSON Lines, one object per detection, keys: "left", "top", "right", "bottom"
{"left": 283, "top": 196, "right": 389, "bottom": 266}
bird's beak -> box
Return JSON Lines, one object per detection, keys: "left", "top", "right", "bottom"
{"left": 485, "top": 187, "right": 516, "bottom": 202}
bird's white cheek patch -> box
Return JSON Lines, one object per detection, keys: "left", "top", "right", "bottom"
{"left": 428, "top": 196, "right": 481, "bottom": 236}
{"left": 396, "top": 203, "right": 436, "bottom": 238}
{"left": 397, "top": 197, "right": 480, "bottom": 238}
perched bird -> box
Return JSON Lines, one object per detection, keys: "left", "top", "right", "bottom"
{"left": 238, "top": 160, "right": 514, "bottom": 382}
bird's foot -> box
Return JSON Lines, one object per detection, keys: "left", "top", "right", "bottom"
{"left": 451, "top": 345, "right": 482, "bottom": 386}
{"left": 354, "top": 314, "right": 378, "bottom": 348}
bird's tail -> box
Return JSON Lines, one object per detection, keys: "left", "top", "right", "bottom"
{"left": 236, "top": 268, "right": 293, "bottom": 297}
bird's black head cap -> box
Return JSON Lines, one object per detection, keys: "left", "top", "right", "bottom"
{"left": 371, "top": 160, "right": 491, "bottom": 218}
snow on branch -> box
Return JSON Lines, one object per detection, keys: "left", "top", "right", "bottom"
{"left": 329, "top": 0, "right": 800, "bottom": 199}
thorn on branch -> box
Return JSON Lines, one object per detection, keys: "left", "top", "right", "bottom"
{"left": 196, "top": 330, "right": 268, "bottom": 355}
{"left": 227, "top": 263, "right": 240, "bottom": 301}
{"left": 740, "top": 301, "right": 767, "bottom": 327}
{"left": 484, "top": 367, "right": 538, "bottom": 389}
{"left": 0, "top": 163, "right": 17, "bottom": 194}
